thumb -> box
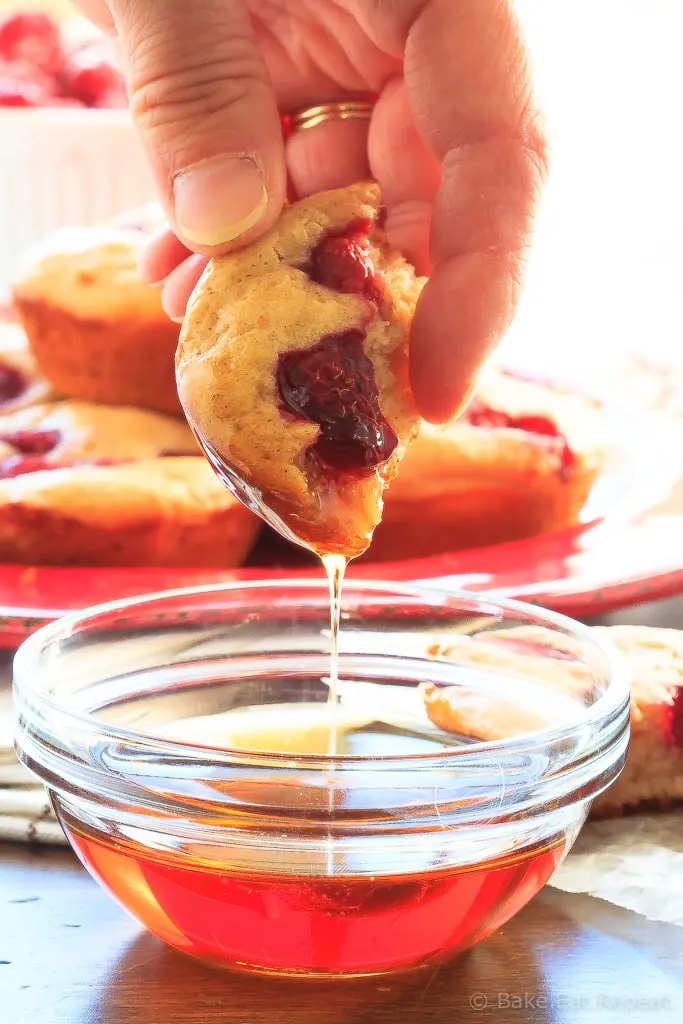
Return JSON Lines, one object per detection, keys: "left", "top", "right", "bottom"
{"left": 109, "top": 0, "right": 286, "bottom": 253}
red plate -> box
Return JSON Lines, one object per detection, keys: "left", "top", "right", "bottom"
{"left": 1, "top": 510, "right": 683, "bottom": 646}
{"left": 0, "top": 337, "right": 680, "bottom": 647}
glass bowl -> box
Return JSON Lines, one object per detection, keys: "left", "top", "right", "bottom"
{"left": 13, "top": 581, "right": 629, "bottom": 978}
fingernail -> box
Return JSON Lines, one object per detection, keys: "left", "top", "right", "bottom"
{"left": 173, "top": 154, "right": 268, "bottom": 247}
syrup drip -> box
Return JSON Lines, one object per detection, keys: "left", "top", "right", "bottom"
{"left": 322, "top": 552, "right": 346, "bottom": 717}
{"left": 201, "top": 436, "right": 355, "bottom": 726}
{"left": 321, "top": 552, "right": 347, "bottom": 875}
{"left": 185, "top": 223, "right": 390, "bottom": 773}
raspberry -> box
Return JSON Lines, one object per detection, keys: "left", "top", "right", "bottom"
{"left": 463, "top": 400, "right": 576, "bottom": 476}
{"left": 0, "top": 361, "right": 28, "bottom": 404}
{"left": 0, "top": 13, "right": 64, "bottom": 78}
{"left": 0, "top": 428, "right": 61, "bottom": 455}
{"left": 465, "top": 400, "right": 563, "bottom": 438}
{"left": 509, "top": 414, "right": 562, "bottom": 437}
{"left": 462, "top": 401, "right": 512, "bottom": 430}
{"left": 669, "top": 689, "right": 683, "bottom": 749}
{"left": 278, "top": 330, "right": 398, "bottom": 474}
{"left": 0, "top": 59, "right": 52, "bottom": 106}
{"left": 310, "top": 227, "right": 382, "bottom": 304}
{"left": 61, "top": 50, "right": 125, "bottom": 107}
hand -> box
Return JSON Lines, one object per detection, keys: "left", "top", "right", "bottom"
{"left": 75, "top": 0, "right": 547, "bottom": 423}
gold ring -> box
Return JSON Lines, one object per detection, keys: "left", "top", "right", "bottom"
{"left": 290, "top": 100, "right": 375, "bottom": 133}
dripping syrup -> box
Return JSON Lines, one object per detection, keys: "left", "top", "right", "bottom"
{"left": 139, "top": 220, "right": 574, "bottom": 974}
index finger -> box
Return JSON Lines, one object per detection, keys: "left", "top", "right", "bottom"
{"left": 400, "top": 0, "right": 548, "bottom": 422}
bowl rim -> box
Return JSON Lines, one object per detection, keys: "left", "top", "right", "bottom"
{"left": 13, "top": 578, "right": 630, "bottom": 765}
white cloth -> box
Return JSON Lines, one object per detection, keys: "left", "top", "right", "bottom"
{"left": 0, "top": 667, "right": 66, "bottom": 846}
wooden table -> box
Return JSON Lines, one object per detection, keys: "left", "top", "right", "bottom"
{"left": 2, "top": 595, "right": 683, "bottom": 1023}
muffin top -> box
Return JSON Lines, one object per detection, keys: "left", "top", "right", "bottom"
{"left": 0, "top": 399, "right": 196, "bottom": 475}
{"left": 12, "top": 224, "right": 165, "bottom": 322}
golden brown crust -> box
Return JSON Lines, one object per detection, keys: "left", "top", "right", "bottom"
{"left": 426, "top": 625, "right": 596, "bottom": 696}
{"left": 0, "top": 400, "right": 196, "bottom": 466}
{"left": 422, "top": 623, "right": 683, "bottom": 818}
{"left": 177, "top": 182, "right": 423, "bottom": 558}
{"left": 420, "top": 681, "right": 559, "bottom": 741}
{"left": 369, "top": 367, "right": 606, "bottom": 560}
{"left": 591, "top": 626, "right": 683, "bottom": 816}
{"left": 12, "top": 223, "right": 180, "bottom": 416}
{"left": 12, "top": 226, "right": 164, "bottom": 322}
{"left": 13, "top": 298, "right": 181, "bottom": 417}
{"left": 0, "top": 457, "right": 259, "bottom": 567}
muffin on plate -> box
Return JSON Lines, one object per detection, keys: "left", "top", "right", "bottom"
{"left": 0, "top": 457, "right": 259, "bottom": 567}
{"left": 0, "top": 396, "right": 259, "bottom": 566}
{"left": 0, "top": 399, "right": 196, "bottom": 477}
{"left": 176, "top": 181, "right": 423, "bottom": 559}
{"left": 368, "top": 366, "right": 607, "bottom": 561}
{"left": 11, "top": 216, "right": 181, "bottom": 416}
{"left": 421, "top": 623, "right": 683, "bottom": 817}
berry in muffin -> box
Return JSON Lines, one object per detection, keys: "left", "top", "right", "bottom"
{"left": 176, "top": 182, "right": 424, "bottom": 559}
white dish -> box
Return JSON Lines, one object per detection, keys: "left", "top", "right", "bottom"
{"left": 0, "top": 108, "right": 155, "bottom": 292}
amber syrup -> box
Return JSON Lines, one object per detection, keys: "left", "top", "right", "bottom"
{"left": 141, "top": 302, "right": 566, "bottom": 973}
{"left": 321, "top": 553, "right": 346, "bottom": 715}
{"left": 62, "top": 812, "right": 568, "bottom": 976}
{"left": 58, "top": 553, "right": 571, "bottom": 975}
{"left": 321, "top": 553, "right": 346, "bottom": 874}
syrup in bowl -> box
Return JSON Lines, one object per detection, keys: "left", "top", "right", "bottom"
{"left": 13, "top": 582, "right": 629, "bottom": 976}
